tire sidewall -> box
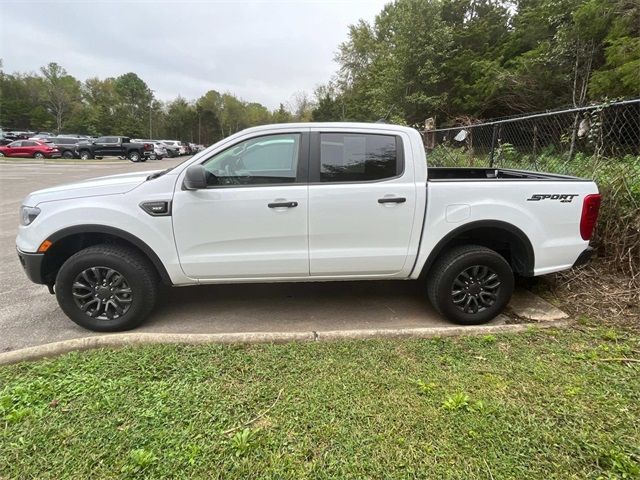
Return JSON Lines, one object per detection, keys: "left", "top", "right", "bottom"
{"left": 435, "top": 251, "right": 514, "bottom": 325}
{"left": 129, "top": 151, "right": 140, "bottom": 162}
{"left": 56, "top": 251, "right": 151, "bottom": 331}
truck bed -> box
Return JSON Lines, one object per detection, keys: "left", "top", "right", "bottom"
{"left": 428, "top": 167, "right": 586, "bottom": 181}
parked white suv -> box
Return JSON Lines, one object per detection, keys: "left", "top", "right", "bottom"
{"left": 17, "top": 123, "right": 600, "bottom": 331}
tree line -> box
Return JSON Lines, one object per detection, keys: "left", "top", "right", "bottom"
{"left": 312, "top": 0, "right": 639, "bottom": 126}
{"left": 1, "top": 0, "right": 638, "bottom": 140}
{"left": 0, "top": 63, "right": 313, "bottom": 145}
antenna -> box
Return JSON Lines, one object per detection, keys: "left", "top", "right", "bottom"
{"left": 376, "top": 104, "right": 396, "bottom": 123}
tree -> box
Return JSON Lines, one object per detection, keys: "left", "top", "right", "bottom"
{"left": 272, "top": 103, "right": 293, "bottom": 123}
{"left": 196, "top": 90, "right": 223, "bottom": 144}
{"left": 40, "top": 62, "right": 80, "bottom": 132}
{"left": 112, "top": 72, "right": 153, "bottom": 137}
{"left": 589, "top": 0, "right": 640, "bottom": 98}
{"left": 166, "top": 97, "right": 196, "bottom": 141}
{"left": 287, "top": 91, "right": 315, "bottom": 121}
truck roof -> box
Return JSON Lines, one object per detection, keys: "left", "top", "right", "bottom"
{"left": 240, "top": 122, "right": 418, "bottom": 135}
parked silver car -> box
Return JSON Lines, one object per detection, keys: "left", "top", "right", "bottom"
{"left": 132, "top": 139, "right": 168, "bottom": 159}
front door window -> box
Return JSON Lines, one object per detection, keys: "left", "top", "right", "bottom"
{"left": 202, "top": 134, "right": 300, "bottom": 186}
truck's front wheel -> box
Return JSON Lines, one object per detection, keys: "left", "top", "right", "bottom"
{"left": 55, "top": 244, "right": 159, "bottom": 331}
{"left": 427, "top": 245, "right": 514, "bottom": 325}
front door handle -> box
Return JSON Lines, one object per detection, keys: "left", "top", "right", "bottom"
{"left": 268, "top": 201, "right": 298, "bottom": 208}
{"left": 378, "top": 197, "right": 406, "bottom": 204}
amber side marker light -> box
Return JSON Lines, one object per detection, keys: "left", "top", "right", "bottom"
{"left": 38, "top": 240, "right": 53, "bottom": 253}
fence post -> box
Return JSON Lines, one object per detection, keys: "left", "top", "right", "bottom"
{"left": 532, "top": 124, "right": 539, "bottom": 170}
{"left": 488, "top": 124, "right": 498, "bottom": 167}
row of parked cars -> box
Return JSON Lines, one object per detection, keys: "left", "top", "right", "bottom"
{"left": 0, "top": 129, "right": 203, "bottom": 161}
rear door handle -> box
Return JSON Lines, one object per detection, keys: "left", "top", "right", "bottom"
{"left": 268, "top": 201, "right": 298, "bottom": 208}
{"left": 378, "top": 197, "right": 406, "bottom": 204}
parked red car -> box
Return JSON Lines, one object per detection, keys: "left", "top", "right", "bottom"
{"left": 0, "top": 140, "right": 61, "bottom": 158}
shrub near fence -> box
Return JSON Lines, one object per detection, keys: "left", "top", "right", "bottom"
{"left": 424, "top": 99, "right": 640, "bottom": 283}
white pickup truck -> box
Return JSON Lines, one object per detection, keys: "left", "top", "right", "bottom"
{"left": 17, "top": 123, "right": 601, "bottom": 331}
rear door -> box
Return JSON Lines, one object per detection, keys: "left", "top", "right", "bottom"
{"left": 308, "top": 130, "right": 417, "bottom": 276}
{"left": 22, "top": 140, "right": 39, "bottom": 157}
{"left": 172, "top": 129, "right": 310, "bottom": 279}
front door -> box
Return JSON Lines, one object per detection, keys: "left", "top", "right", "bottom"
{"left": 173, "top": 130, "right": 310, "bottom": 279}
{"left": 6, "top": 141, "right": 25, "bottom": 157}
{"left": 308, "top": 131, "right": 417, "bottom": 276}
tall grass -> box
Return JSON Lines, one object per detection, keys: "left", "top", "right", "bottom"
{"left": 428, "top": 146, "right": 640, "bottom": 280}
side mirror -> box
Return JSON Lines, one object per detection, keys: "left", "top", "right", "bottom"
{"left": 183, "top": 164, "right": 208, "bottom": 190}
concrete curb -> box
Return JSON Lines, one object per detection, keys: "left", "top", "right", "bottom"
{"left": 0, "top": 320, "right": 569, "bottom": 366}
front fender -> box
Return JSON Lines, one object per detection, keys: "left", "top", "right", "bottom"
{"left": 16, "top": 196, "right": 193, "bottom": 285}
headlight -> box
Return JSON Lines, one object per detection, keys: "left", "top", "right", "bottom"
{"left": 20, "top": 206, "right": 41, "bottom": 226}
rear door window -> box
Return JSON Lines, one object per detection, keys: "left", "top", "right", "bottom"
{"left": 319, "top": 133, "right": 401, "bottom": 182}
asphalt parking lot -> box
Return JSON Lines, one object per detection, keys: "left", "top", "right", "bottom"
{"left": 0, "top": 157, "right": 507, "bottom": 353}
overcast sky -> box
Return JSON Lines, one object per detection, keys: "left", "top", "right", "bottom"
{"left": 0, "top": 0, "right": 388, "bottom": 109}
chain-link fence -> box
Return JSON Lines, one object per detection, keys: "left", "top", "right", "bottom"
{"left": 424, "top": 98, "right": 640, "bottom": 281}
{"left": 424, "top": 99, "right": 640, "bottom": 177}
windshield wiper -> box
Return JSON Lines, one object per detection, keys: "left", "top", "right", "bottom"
{"left": 146, "top": 167, "right": 173, "bottom": 180}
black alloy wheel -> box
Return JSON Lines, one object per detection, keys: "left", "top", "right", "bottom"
{"left": 71, "top": 266, "right": 133, "bottom": 320}
{"left": 451, "top": 265, "right": 501, "bottom": 314}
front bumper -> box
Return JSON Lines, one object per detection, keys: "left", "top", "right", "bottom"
{"left": 17, "top": 249, "right": 45, "bottom": 284}
{"left": 572, "top": 246, "right": 594, "bottom": 268}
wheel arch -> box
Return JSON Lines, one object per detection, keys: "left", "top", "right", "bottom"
{"left": 41, "top": 225, "right": 172, "bottom": 286}
{"left": 418, "top": 220, "right": 535, "bottom": 278}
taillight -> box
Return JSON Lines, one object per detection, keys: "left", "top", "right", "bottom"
{"left": 580, "top": 194, "right": 601, "bottom": 240}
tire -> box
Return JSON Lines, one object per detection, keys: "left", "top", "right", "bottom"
{"left": 34, "top": 152, "right": 45, "bottom": 159}
{"left": 0, "top": 152, "right": 4, "bottom": 157}
{"left": 79, "top": 150, "right": 92, "bottom": 160}
{"left": 55, "top": 244, "right": 159, "bottom": 331}
{"left": 128, "top": 151, "right": 141, "bottom": 162}
{"left": 62, "top": 150, "right": 74, "bottom": 159}
{"left": 427, "top": 245, "right": 514, "bottom": 325}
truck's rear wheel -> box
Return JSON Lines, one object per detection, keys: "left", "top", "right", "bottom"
{"left": 427, "top": 245, "right": 513, "bottom": 325}
{"left": 128, "top": 151, "right": 140, "bottom": 162}
{"left": 55, "top": 244, "right": 159, "bottom": 331}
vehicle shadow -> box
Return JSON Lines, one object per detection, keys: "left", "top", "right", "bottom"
{"left": 148, "top": 280, "right": 451, "bottom": 333}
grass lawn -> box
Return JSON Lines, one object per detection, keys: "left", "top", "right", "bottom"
{"left": 1, "top": 326, "right": 639, "bottom": 479}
